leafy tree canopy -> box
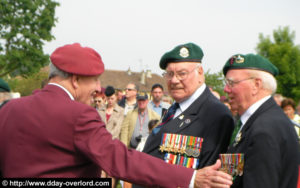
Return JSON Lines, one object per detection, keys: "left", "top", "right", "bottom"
{"left": 205, "top": 70, "right": 225, "bottom": 97}
{"left": 256, "top": 26, "right": 300, "bottom": 102}
{"left": 0, "top": 0, "right": 59, "bottom": 77}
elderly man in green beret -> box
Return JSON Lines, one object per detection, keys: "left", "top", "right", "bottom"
{"left": 222, "top": 53, "right": 299, "bottom": 188}
{"left": 0, "top": 78, "right": 12, "bottom": 109}
{"left": 142, "top": 43, "right": 234, "bottom": 186}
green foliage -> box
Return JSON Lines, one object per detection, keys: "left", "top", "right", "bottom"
{"left": 256, "top": 26, "right": 300, "bottom": 102}
{"left": 7, "top": 71, "right": 48, "bottom": 96}
{"left": 205, "top": 70, "right": 225, "bottom": 96}
{"left": 0, "top": 0, "right": 59, "bottom": 77}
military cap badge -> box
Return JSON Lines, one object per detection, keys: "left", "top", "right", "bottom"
{"left": 179, "top": 47, "right": 189, "bottom": 58}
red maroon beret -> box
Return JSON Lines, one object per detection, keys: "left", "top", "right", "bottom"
{"left": 50, "top": 43, "right": 105, "bottom": 76}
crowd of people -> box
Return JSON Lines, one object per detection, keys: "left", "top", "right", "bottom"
{"left": 0, "top": 42, "right": 299, "bottom": 188}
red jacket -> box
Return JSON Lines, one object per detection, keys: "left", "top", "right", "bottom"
{"left": 0, "top": 84, "right": 193, "bottom": 187}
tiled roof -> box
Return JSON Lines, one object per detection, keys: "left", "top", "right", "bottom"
{"left": 100, "top": 69, "right": 167, "bottom": 92}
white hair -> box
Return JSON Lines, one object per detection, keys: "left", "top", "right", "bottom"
{"left": 248, "top": 69, "right": 277, "bottom": 94}
{"left": 48, "top": 63, "right": 72, "bottom": 79}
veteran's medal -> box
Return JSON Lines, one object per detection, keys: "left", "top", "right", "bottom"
{"left": 219, "top": 153, "right": 244, "bottom": 178}
{"left": 233, "top": 132, "right": 242, "bottom": 147}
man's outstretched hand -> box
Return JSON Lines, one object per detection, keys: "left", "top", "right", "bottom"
{"left": 194, "top": 159, "right": 232, "bottom": 188}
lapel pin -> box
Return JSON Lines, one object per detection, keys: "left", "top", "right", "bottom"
{"left": 185, "top": 119, "right": 191, "bottom": 124}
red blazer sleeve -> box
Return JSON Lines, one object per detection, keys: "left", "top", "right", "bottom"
{"left": 74, "top": 107, "right": 194, "bottom": 187}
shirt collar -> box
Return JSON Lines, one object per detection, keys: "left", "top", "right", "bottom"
{"left": 150, "top": 100, "right": 162, "bottom": 108}
{"left": 240, "top": 95, "right": 271, "bottom": 125}
{"left": 174, "top": 83, "right": 206, "bottom": 117}
{"left": 48, "top": 83, "right": 74, "bottom": 100}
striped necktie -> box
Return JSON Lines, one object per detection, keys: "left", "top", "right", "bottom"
{"left": 152, "top": 102, "right": 179, "bottom": 134}
{"left": 230, "top": 119, "right": 242, "bottom": 145}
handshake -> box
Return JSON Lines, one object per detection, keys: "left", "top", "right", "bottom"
{"left": 194, "top": 159, "right": 233, "bottom": 188}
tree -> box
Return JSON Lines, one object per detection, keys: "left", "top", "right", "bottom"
{"left": 256, "top": 26, "right": 300, "bottom": 102}
{"left": 0, "top": 0, "right": 59, "bottom": 77}
{"left": 205, "top": 70, "right": 225, "bottom": 97}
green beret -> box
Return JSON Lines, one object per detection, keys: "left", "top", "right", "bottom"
{"left": 0, "top": 78, "right": 11, "bottom": 92}
{"left": 223, "top": 53, "right": 279, "bottom": 76}
{"left": 159, "top": 43, "right": 204, "bottom": 69}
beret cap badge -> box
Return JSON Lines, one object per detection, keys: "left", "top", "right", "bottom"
{"left": 229, "top": 55, "right": 244, "bottom": 65}
{"left": 235, "top": 55, "right": 245, "bottom": 63}
{"left": 179, "top": 47, "right": 189, "bottom": 58}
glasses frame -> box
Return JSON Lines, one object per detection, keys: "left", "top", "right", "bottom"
{"left": 162, "top": 65, "right": 200, "bottom": 81}
{"left": 224, "top": 77, "right": 255, "bottom": 88}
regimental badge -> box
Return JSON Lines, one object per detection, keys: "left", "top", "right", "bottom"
{"left": 235, "top": 55, "right": 244, "bottom": 63}
{"left": 185, "top": 119, "right": 191, "bottom": 124}
{"left": 160, "top": 133, "right": 204, "bottom": 169}
{"left": 219, "top": 153, "right": 244, "bottom": 177}
{"left": 233, "top": 132, "right": 242, "bottom": 147}
{"left": 179, "top": 47, "right": 189, "bottom": 58}
{"left": 179, "top": 115, "right": 184, "bottom": 120}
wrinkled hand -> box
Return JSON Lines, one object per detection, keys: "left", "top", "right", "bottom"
{"left": 194, "top": 159, "right": 232, "bottom": 188}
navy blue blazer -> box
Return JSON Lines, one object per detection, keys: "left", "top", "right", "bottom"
{"left": 227, "top": 97, "right": 300, "bottom": 188}
{"left": 143, "top": 86, "right": 234, "bottom": 169}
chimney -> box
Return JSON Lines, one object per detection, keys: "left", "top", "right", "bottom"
{"left": 146, "top": 69, "right": 152, "bottom": 78}
{"left": 140, "top": 70, "right": 146, "bottom": 85}
{"left": 127, "top": 67, "right": 132, "bottom": 75}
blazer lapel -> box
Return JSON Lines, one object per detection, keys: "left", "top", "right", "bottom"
{"left": 228, "top": 97, "right": 276, "bottom": 151}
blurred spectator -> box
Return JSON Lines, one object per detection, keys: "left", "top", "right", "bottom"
{"left": 273, "top": 93, "right": 284, "bottom": 106}
{"left": 93, "top": 91, "right": 106, "bottom": 110}
{"left": 0, "top": 78, "right": 12, "bottom": 109}
{"left": 162, "top": 94, "right": 173, "bottom": 105}
{"left": 118, "top": 82, "right": 138, "bottom": 115}
{"left": 148, "top": 83, "right": 170, "bottom": 117}
{"left": 115, "top": 89, "right": 124, "bottom": 103}
{"left": 136, "top": 119, "right": 159, "bottom": 152}
{"left": 120, "top": 93, "right": 160, "bottom": 148}
{"left": 98, "top": 86, "right": 124, "bottom": 139}
{"left": 281, "top": 98, "right": 300, "bottom": 138}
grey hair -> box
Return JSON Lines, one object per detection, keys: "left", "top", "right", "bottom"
{"left": 248, "top": 69, "right": 277, "bottom": 94}
{"left": 48, "top": 63, "right": 72, "bottom": 79}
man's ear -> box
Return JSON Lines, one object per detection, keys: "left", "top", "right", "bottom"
{"left": 252, "top": 77, "right": 262, "bottom": 95}
{"left": 197, "top": 65, "right": 203, "bottom": 75}
{"left": 71, "top": 75, "right": 80, "bottom": 89}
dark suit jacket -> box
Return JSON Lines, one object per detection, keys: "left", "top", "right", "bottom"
{"left": 143, "top": 86, "right": 234, "bottom": 168}
{"left": 0, "top": 85, "right": 194, "bottom": 187}
{"left": 227, "top": 97, "right": 300, "bottom": 188}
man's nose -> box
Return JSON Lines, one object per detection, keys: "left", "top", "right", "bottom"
{"left": 224, "top": 84, "right": 231, "bottom": 93}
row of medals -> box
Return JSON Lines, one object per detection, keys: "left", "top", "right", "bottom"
{"left": 159, "top": 145, "right": 201, "bottom": 158}
{"left": 219, "top": 153, "right": 244, "bottom": 176}
{"left": 159, "top": 133, "right": 202, "bottom": 158}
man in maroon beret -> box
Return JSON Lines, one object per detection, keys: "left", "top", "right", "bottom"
{"left": 0, "top": 43, "right": 232, "bottom": 187}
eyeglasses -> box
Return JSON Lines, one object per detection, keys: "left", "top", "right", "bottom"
{"left": 94, "top": 100, "right": 102, "bottom": 103}
{"left": 225, "top": 77, "right": 255, "bottom": 88}
{"left": 162, "top": 66, "right": 199, "bottom": 81}
{"left": 125, "top": 88, "right": 136, "bottom": 91}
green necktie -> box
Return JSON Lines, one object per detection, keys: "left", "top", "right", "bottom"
{"left": 230, "top": 119, "right": 242, "bottom": 145}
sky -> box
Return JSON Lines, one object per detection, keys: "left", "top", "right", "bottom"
{"left": 43, "top": 0, "right": 300, "bottom": 75}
